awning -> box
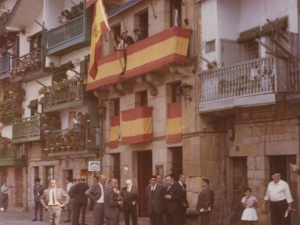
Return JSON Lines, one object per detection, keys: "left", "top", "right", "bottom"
{"left": 28, "top": 99, "right": 38, "bottom": 108}
{"left": 108, "top": 0, "right": 142, "bottom": 18}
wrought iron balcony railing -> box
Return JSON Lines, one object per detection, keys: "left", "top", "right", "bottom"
{"left": 0, "top": 54, "right": 12, "bottom": 79}
{"left": 0, "top": 145, "right": 26, "bottom": 166}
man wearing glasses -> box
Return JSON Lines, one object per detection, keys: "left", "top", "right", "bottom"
{"left": 120, "top": 180, "right": 140, "bottom": 225}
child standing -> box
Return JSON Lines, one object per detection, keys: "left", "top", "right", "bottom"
{"left": 241, "top": 187, "right": 258, "bottom": 225}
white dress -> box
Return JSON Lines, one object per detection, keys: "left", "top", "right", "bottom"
{"left": 241, "top": 196, "right": 258, "bottom": 221}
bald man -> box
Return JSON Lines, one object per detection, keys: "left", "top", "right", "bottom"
{"left": 40, "top": 179, "right": 70, "bottom": 225}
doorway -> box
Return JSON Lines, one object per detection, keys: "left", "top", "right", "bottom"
{"left": 139, "top": 11, "right": 148, "bottom": 39}
{"left": 137, "top": 150, "right": 152, "bottom": 217}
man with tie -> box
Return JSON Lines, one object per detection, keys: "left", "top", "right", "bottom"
{"left": 120, "top": 179, "right": 140, "bottom": 225}
{"left": 32, "top": 178, "right": 45, "bottom": 221}
{"left": 156, "top": 174, "right": 168, "bottom": 188}
{"left": 64, "top": 177, "right": 73, "bottom": 222}
{"left": 104, "top": 178, "right": 121, "bottom": 225}
{"left": 85, "top": 175, "right": 107, "bottom": 225}
{"left": 146, "top": 176, "right": 165, "bottom": 225}
{"left": 69, "top": 177, "right": 89, "bottom": 225}
{"left": 164, "top": 173, "right": 183, "bottom": 225}
{"left": 178, "top": 174, "right": 189, "bottom": 225}
{"left": 40, "top": 179, "right": 70, "bottom": 225}
{"left": 196, "top": 179, "right": 213, "bottom": 225}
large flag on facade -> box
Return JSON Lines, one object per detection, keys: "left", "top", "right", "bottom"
{"left": 166, "top": 102, "right": 182, "bottom": 143}
{"left": 89, "top": 0, "right": 110, "bottom": 80}
{"left": 121, "top": 107, "right": 153, "bottom": 144}
{"left": 109, "top": 115, "right": 120, "bottom": 149}
{"left": 86, "top": 0, "right": 95, "bottom": 8}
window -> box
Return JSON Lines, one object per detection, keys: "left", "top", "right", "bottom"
{"left": 139, "top": 11, "right": 148, "bottom": 39}
{"left": 170, "top": 0, "right": 182, "bottom": 27}
{"left": 112, "top": 153, "right": 120, "bottom": 183}
{"left": 113, "top": 98, "right": 120, "bottom": 116}
{"left": 135, "top": 90, "right": 148, "bottom": 107}
{"left": 113, "top": 25, "right": 121, "bottom": 46}
{"left": 205, "top": 40, "right": 216, "bottom": 53}
{"left": 45, "top": 166, "right": 54, "bottom": 187}
{"left": 29, "top": 32, "right": 43, "bottom": 52}
{"left": 244, "top": 41, "right": 259, "bottom": 60}
{"left": 34, "top": 167, "right": 39, "bottom": 181}
{"left": 171, "top": 147, "right": 183, "bottom": 181}
{"left": 171, "top": 82, "right": 181, "bottom": 103}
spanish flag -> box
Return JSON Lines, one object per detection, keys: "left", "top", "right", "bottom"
{"left": 121, "top": 107, "right": 153, "bottom": 144}
{"left": 109, "top": 115, "right": 120, "bottom": 149}
{"left": 86, "top": 0, "right": 95, "bottom": 8}
{"left": 166, "top": 102, "right": 182, "bottom": 143}
{"left": 88, "top": 0, "right": 110, "bottom": 80}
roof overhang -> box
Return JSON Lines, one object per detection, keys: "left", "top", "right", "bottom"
{"left": 108, "top": 0, "right": 142, "bottom": 18}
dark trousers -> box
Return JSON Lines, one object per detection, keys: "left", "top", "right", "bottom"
{"left": 0, "top": 193, "right": 8, "bottom": 209}
{"left": 166, "top": 211, "right": 181, "bottom": 225}
{"left": 93, "top": 203, "right": 104, "bottom": 225}
{"left": 73, "top": 203, "right": 87, "bottom": 225}
{"left": 149, "top": 211, "right": 162, "bottom": 225}
{"left": 123, "top": 205, "right": 138, "bottom": 225}
{"left": 200, "top": 212, "right": 210, "bottom": 225}
{"left": 180, "top": 208, "right": 187, "bottom": 225}
{"left": 106, "top": 216, "right": 119, "bottom": 225}
{"left": 33, "top": 201, "right": 43, "bottom": 220}
{"left": 270, "top": 199, "right": 290, "bottom": 225}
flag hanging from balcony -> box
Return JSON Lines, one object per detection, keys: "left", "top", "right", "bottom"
{"left": 88, "top": 0, "right": 110, "bottom": 80}
{"left": 86, "top": 0, "right": 95, "bottom": 8}
{"left": 121, "top": 107, "right": 153, "bottom": 144}
{"left": 109, "top": 115, "right": 120, "bottom": 149}
{"left": 166, "top": 102, "right": 182, "bottom": 143}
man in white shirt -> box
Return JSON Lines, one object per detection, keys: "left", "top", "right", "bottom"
{"left": 262, "top": 172, "right": 293, "bottom": 225}
{"left": 85, "top": 175, "right": 107, "bottom": 225}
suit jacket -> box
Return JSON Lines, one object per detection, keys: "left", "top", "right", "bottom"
{"left": 196, "top": 186, "right": 212, "bottom": 210}
{"left": 33, "top": 185, "right": 45, "bottom": 202}
{"left": 145, "top": 184, "right": 165, "bottom": 214}
{"left": 164, "top": 181, "right": 183, "bottom": 214}
{"left": 120, "top": 186, "right": 140, "bottom": 210}
{"left": 179, "top": 182, "right": 189, "bottom": 209}
{"left": 123, "top": 36, "right": 134, "bottom": 45}
{"left": 69, "top": 182, "right": 89, "bottom": 204}
{"left": 104, "top": 187, "right": 120, "bottom": 218}
{"left": 85, "top": 182, "right": 103, "bottom": 210}
{"left": 40, "top": 187, "right": 70, "bottom": 207}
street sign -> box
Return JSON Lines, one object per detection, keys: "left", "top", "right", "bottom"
{"left": 88, "top": 161, "right": 100, "bottom": 171}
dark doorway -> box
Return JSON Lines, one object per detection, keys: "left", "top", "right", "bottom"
{"left": 139, "top": 12, "right": 148, "bottom": 39}
{"left": 137, "top": 150, "right": 152, "bottom": 217}
{"left": 229, "top": 157, "right": 248, "bottom": 224}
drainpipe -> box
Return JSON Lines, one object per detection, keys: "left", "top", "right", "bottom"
{"left": 298, "top": 0, "right": 300, "bottom": 55}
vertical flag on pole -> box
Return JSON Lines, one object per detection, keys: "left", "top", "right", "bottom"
{"left": 88, "top": 0, "right": 110, "bottom": 80}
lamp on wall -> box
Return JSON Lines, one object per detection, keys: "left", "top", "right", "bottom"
{"left": 179, "top": 83, "right": 192, "bottom": 103}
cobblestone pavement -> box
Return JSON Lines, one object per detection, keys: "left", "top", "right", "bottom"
{"left": 0, "top": 209, "right": 150, "bottom": 225}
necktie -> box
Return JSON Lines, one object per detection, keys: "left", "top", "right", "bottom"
{"left": 52, "top": 189, "right": 55, "bottom": 205}
{"left": 127, "top": 189, "right": 130, "bottom": 193}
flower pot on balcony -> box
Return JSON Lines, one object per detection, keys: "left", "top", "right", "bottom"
{"left": 49, "top": 139, "right": 53, "bottom": 144}
{"left": 88, "top": 140, "right": 91, "bottom": 145}
{"left": 87, "top": 120, "right": 90, "bottom": 126}
{"left": 50, "top": 147, "right": 55, "bottom": 153}
{"left": 60, "top": 136, "right": 64, "bottom": 142}
{"left": 66, "top": 146, "right": 71, "bottom": 151}
{"left": 45, "top": 130, "right": 50, "bottom": 136}
{"left": 73, "top": 146, "right": 78, "bottom": 151}
{"left": 51, "top": 117, "right": 56, "bottom": 122}
{"left": 44, "top": 148, "right": 49, "bottom": 154}
{"left": 5, "top": 139, "right": 11, "bottom": 144}
{"left": 61, "top": 146, "right": 66, "bottom": 152}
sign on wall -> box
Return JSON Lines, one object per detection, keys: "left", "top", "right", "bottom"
{"left": 88, "top": 161, "right": 101, "bottom": 171}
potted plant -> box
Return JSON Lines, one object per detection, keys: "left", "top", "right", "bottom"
{"left": 50, "top": 147, "right": 55, "bottom": 153}
{"left": 44, "top": 148, "right": 49, "bottom": 154}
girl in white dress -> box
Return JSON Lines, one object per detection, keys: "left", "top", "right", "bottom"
{"left": 241, "top": 187, "right": 258, "bottom": 225}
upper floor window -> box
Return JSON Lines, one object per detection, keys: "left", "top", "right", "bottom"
{"left": 206, "top": 40, "right": 216, "bottom": 53}
{"left": 29, "top": 32, "right": 43, "bottom": 52}
{"left": 170, "top": 0, "right": 182, "bottom": 27}
{"left": 135, "top": 90, "right": 148, "bottom": 107}
{"left": 171, "top": 82, "right": 181, "bottom": 103}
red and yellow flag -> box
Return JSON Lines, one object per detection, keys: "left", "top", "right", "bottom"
{"left": 109, "top": 115, "right": 120, "bottom": 149}
{"left": 86, "top": 0, "right": 95, "bottom": 8}
{"left": 88, "top": 0, "right": 110, "bottom": 80}
{"left": 121, "top": 107, "right": 153, "bottom": 144}
{"left": 166, "top": 102, "right": 182, "bottom": 143}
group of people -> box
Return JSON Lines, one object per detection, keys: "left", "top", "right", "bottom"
{"left": 116, "top": 30, "right": 145, "bottom": 50}
{"left": 58, "top": 10, "right": 73, "bottom": 24}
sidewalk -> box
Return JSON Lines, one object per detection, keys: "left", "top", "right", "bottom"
{"left": 0, "top": 209, "right": 150, "bottom": 225}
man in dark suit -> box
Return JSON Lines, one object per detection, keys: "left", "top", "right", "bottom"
{"left": 120, "top": 179, "right": 140, "bottom": 225}
{"left": 146, "top": 175, "right": 165, "bottom": 225}
{"left": 69, "top": 177, "right": 89, "bottom": 225}
{"left": 178, "top": 174, "right": 189, "bottom": 225}
{"left": 104, "top": 178, "right": 121, "bottom": 225}
{"left": 122, "top": 32, "right": 134, "bottom": 47}
{"left": 164, "top": 174, "right": 183, "bottom": 225}
{"left": 196, "top": 179, "right": 213, "bottom": 225}
{"left": 85, "top": 175, "right": 107, "bottom": 225}
{"left": 32, "top": 178, "right": 45, "bottom": 221}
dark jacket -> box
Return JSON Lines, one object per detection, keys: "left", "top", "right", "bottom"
{"left": 123, "top": 36, "right": 134, "bottom": 46}
{"left": 33, "top": 185, "right": 45, "bottom": 202}
{"left": 179, "top": 181, "right": 189, "bottom": 209}
{"left": 164, "top": 181, "right": 183, "bottom": 213}
{"left": 104, "top": 187, "right": 120, "bottom": 218}
{"left": 145, "top": 184, "right": 165, "bottom": 214}
{"left": 85, "top": 182, "right": 103, "bottom": 210}
{"left": 69, "top": 182, "right": 89, "bottom": 204}
{"left": 120, "top": 186, "right": 140, "bottom": 210}
{"left": 196, "top": 186, "right": 212, "bottom": 210}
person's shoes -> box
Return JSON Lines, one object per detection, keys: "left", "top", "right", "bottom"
{"left": 32, "top": 219, "right": 37, "bottom": 221}
{"left": 0, "top": 207, "right": 3, "bottom": 212}
{"left": 63, "top": 220, "right": 71, "bottom": 222}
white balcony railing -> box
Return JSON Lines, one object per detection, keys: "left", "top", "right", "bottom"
{"left": 200, "top": 57, "right": 280, "bottom": 103}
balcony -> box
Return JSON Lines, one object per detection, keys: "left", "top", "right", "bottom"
{"left": 43, "top": 126, "right": 101, "bottom": 159}
{"left": 86, "top": 26, "right": 192, "bottom": 91}
{"left": 43, "top": 82, "right": 97, "bottom": 113}
{"left": 0, "top": 145, "right": 26, "bottom": 167}
{"left": 199, "top": 57, "right": 288, "bottom": 114}
{"left": 45, "top": 6, "right": 93, "bottom": 56}
{"left": 12, "top": 115, "right": 43, "bottom": 144}
{"left": 286, "top": 55, "right": 300, "bottom": 101}
{"left": 0, "top": 54, "right": 12, "bottom": 80}
{"left": 10, "top": 47, "right": 50, "bottom": 82}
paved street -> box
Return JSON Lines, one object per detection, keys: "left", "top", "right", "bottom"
{"left": 0, "top": 209, "right": 150, "bottom": 225}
